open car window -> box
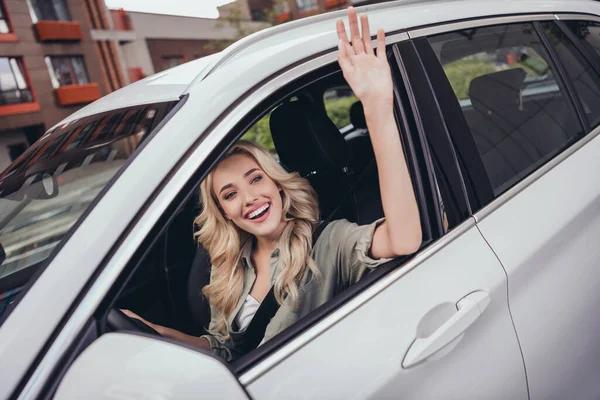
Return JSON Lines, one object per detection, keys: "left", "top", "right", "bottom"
{"left": 0, "top": 100, "right": 178, "bottom": 325}
{"left": 106, "top": 55, "right": 444, "bottom": 371}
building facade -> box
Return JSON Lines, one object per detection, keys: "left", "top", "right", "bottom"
{"left": 0, "top": 0, "right": 127, "bottom": 169}
{"left": 0, "top": 0, "right": 382, "bottom": 171}
{"left": 116, "top": 11, "right": 267, "bottom": 77}
{"left": 220, "top": 0, "right": 388, "bottom": 24}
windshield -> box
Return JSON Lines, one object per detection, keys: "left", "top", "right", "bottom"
{"left": 0, "top": 100, "right": 178, "bottom": 322}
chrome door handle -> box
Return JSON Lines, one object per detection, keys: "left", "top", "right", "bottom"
{"left": 402, "top": 291, "right": 491, "bottom": 368}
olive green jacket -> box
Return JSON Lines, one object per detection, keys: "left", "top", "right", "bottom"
{"left": 201, "top": 218, "right": 390, "bottom": 362}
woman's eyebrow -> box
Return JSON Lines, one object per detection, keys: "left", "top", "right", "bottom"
{"left": 244, "top": 168, "right": 259, "bottom": 178}
{"left": 218, "top": 168, "right": 259, "bottom": 194}
{"left": 219, "top": 183, "right": 233, "bottom": 194}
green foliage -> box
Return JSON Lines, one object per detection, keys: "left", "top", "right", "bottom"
{"left": 241, "top": 95, "right": 359, "bottom": 152}
{"left": 444, "top": 54, "right": 550, "bottom": 100}
{"left": 443, "top": 60, "right": 496, "bottom": 100}
{"left": 325, "top": 95, "right": 358, "bottom": 128}
{"left": 242, "top": 113, "right": 275, "bottom": 152}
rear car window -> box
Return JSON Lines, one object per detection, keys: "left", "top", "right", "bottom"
{"left": 0, "top": 100, "right": 178, "bottom": 324}
{"left": 428, "top": 22, "right": 582, "bottom": 196}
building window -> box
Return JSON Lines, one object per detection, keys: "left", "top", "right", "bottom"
{"left": 296, "top": 0, "right": 318, "bottom": 12}
{"left": 163, "top": 56, "right": 184, "bottom": 70}
{"left": 0, "top": 1, "right": 11, "bottom": 34}
{"left": 45, "top": 56, "right": 90, "bottom": 88}
{"left": 28, "top": 0, "right": 71, "bottom": 23}
{"left": 0, "top": 58, "right": 34, "bottom": 105}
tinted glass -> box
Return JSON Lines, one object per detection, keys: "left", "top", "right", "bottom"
{"left": 0, "top": 2, "right": 9, "bottom": 34}
{"left": 0, "top": 58, "right": 33, "bottom": 105}
{"left": 556, "top": 20, "right": 600, "bottom": 128}
{"left": 71, "top": 56, "right": 89, "bottom": 84}
{"left": 429, "top": 23, "right": 582, "bottom": 195}
{"left": 30, "top": 0, "right": 71, "bottom": 21}
{"left": 50, "top": 57, "right": 73, "bottom": 86}
{"left": 0, "top": 101, "right": 178, "bottom": 325}
{"left": 164, "top": 57, "right": 184, "bottom": 70}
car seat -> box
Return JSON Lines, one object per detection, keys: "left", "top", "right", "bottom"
{"left": 269, "top": 98, "right": 359, "bottom": 223}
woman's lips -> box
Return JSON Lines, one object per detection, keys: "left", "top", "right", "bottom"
{"left": 246, "top": 204, "right": 271, "bottom": 223}
{"left": 245, "top": 202, "right": 270, "bottom": 222}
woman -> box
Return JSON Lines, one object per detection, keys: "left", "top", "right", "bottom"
{"left": 124, "top": 7, "right": 421, "bottom": 362}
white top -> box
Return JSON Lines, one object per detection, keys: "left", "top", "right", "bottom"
{"left": 234, "top": 294, "right": 261, "bottom": 332}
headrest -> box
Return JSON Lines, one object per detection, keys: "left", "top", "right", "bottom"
{"left": 469, "top": 68, "right": 527, "bottom": 115}
{"left": 270, "top": 99, "right": 350, "bottom": 175}
{"left": 349, "top": 101, "right": 367, "bottom": 129}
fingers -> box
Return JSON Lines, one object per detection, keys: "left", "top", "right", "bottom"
{"left": 376, "top": 28, "right": 386, "bottom": 60}
{"left": 336, "top": 18, "right": 349, "bottom": 46}
{"left": 361, "top": 14, "right": 373, "bottom": 55}
{"left": 338, "top": 38, "right": 354, "bottom": 74}
{"left": 348, "top": 7, "right": 365, "bottom": 54}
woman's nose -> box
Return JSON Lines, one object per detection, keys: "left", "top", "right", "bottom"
{"left": 243, "top": 189, "right": 258, "bottom": 205}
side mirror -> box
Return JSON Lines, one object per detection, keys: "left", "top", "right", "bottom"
{"left": 54, "top": 333, "right": 249, "bottom": 400}
{"left": 25, "top": 172, "right": 58, "bottom": 200}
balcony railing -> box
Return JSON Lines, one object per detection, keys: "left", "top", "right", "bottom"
{"left": 0, "top": 90, "right": 39, "bottom": 116}
{"left": 325, "top": 0, "right": 346, "bottom": 8}
{"left": 35, "top": 21, "right": 82, "bottom": 42}
{"left": 55, "top": 83, "right": 101, "bottom": 106}
{"left": 127, "top": 67, "right": 145, "bottom": 83}
{"left": 276, "top": 12, "right": 292, "bottom": 23}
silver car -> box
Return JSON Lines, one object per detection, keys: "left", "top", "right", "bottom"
{"left": 2, "top": 0, "right": 600, "bottom": 398}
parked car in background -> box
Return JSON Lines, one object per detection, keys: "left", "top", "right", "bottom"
{"left": 2, "top": 0, "right": 600, "bottom": 398}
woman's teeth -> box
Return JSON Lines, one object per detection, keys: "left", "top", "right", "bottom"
{"left": 248, "top": 204, "right": 270, "bottom": 219}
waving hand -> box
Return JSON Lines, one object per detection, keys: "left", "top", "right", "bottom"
{"left": 336, "top": 7, "right": 393, "bottom": 109}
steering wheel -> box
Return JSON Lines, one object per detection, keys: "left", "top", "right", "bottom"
{"left": 106, "top": 308, "right": 161, "bottom": 336}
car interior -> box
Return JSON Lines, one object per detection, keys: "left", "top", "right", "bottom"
{"left": 432, "top": 23, "right": 583, "bottom": 196}
{"left": 100, "top": 65, "right": 437, "bottom": 362}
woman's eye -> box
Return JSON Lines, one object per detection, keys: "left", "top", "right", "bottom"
{"left": 251, "top": 175, "right": 262, "bottom": 184}
{"left": 224, "top": 191, "right": 236, "bottom": 200}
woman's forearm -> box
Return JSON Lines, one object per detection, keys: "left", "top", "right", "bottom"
{"left": 335, "top": 8, "right": 421, "bottom": 258}
{"left": 365, "top": 104, "right": 422, "bottom": 257}
{"left": 153, "top": 323, "right": 210, "bottom": 350}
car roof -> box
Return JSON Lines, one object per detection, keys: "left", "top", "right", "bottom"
{"left": 56, "top": 0, "right": 599, "bottom": 127}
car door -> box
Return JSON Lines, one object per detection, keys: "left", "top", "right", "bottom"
{"left": 413, "top": 12, "right": 600, "bottom": 399}
{"left": 241, "top": 34, "right": 527, "bottom": 400}
{"left": 11, "top": 26, "right": 526, "bottom": 399}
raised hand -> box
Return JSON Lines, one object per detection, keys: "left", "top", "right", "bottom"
{"left": 336, "top": 7, "right": 393, "bottom": 110}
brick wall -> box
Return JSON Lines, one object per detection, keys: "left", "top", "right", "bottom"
{"left": 145, "top": 38, "right": 217, "bottom": 72}
{"left": 1, "top": 0, "right": 109, "bottom": 132}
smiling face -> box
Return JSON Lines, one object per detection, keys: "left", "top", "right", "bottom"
{"left": 212, "top": 153, "right": 286, "bottom": 242}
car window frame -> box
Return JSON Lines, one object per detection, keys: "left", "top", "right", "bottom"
{"left": 95, "top": 35, "right": 439, "bottom": 376}
{"left": 36, "top": 30, "right": 456, "bottom": 386}
{"left": 409, "top": 13, "right": 596, "bottom": 215}
{"left": 392, "top": 39, "right": 472, "bottom": 230}
{"left": 23, "top": 27, "right": 520, "bottom": 398}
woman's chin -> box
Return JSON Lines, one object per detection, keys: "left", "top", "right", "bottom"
{"left": 245, "top": 217, "right": 285, "bottom": 241}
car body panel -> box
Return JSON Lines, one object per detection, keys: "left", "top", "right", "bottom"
{"left": 54, "top": 333, "right": 249, "bottom": 400}
{"left": 245, "top": 224, "right": 527, "bottom": 399}
{"left": 204, "top": 0, "right": 600, "bottom": 80}
{"left": 476, "top": 127, "right": 600, "bottom": 399}
{"left": 2, "top": 0, "right": 600, "bottom": 397}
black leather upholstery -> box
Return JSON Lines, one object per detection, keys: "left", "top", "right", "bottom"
{"left": 270, "top": 99, "right": 358, "bottom": 222}
{"left": 469, "top": 68, "right": 527, "bottom": 116}
{"left": 346, "top": 101, "right": 383, "bottom": 224}
{"left": 269, "top": 100, "right": 351, "bottom": 176}
{"left": 349, "top": 101, "right": 367, "bottom": 129}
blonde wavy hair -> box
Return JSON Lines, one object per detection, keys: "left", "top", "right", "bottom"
{"left": 194, "top": 140, "right": 320, "bottom": 337}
